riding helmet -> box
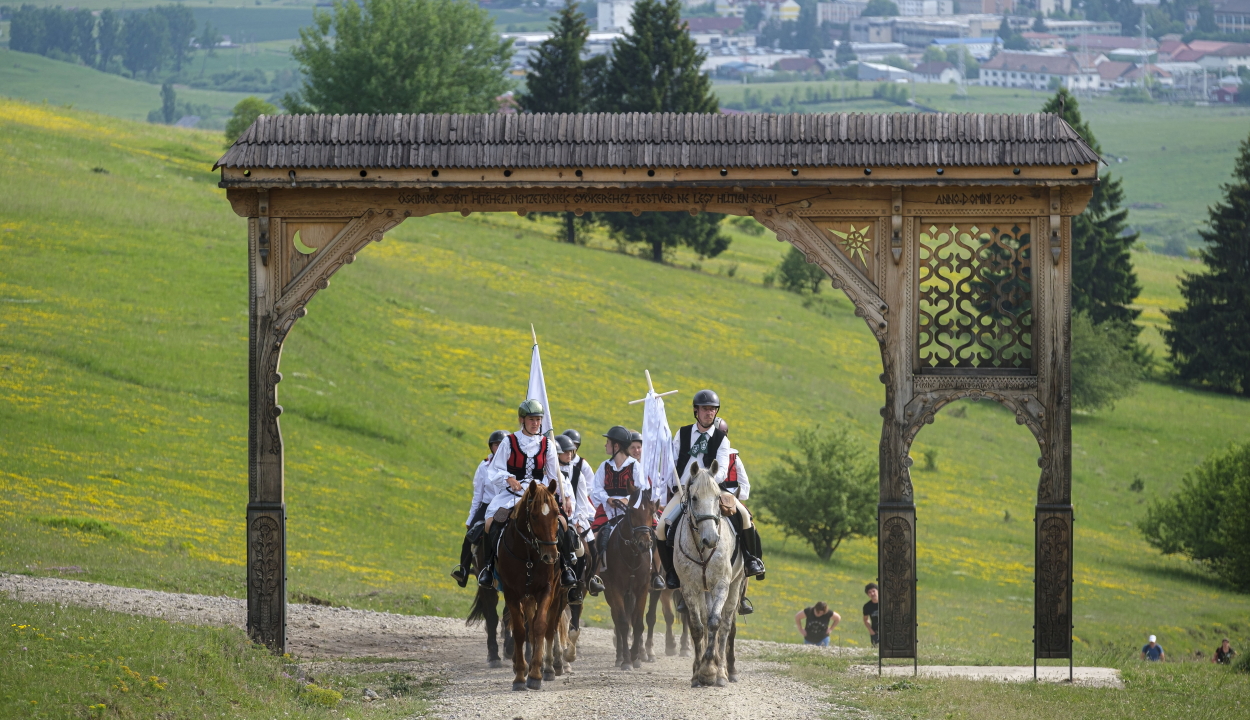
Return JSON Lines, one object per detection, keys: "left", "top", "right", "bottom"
{"left": 716, "top": 418, "right": 729, "bottom": 436}
{"left": 692, "top": 389, "right": 721, "bottom": 408}
{"left": 517, "top": 398, "right": 545, "bottom": 417}
{"left": 554, "top": 433, "right": 576, "bottom": 454}
{"left": 487, "top": 429, "right": 508, "bottom": 446}
{"left": 602, "top": 425, "right": 632, "bottom": 445}
{"left": 629, "top": 431, "right": 643, "bottom": 445}
{"left": 562, "top": 429, "right": 582, "bottom": 447}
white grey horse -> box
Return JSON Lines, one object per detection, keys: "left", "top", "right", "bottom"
{"left": 672, "top": 461, "right": 745, "bottom": 687}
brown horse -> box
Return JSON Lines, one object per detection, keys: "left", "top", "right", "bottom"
{"left": 601, "top": 485, "right": 658, "bottom": 670}
{"left": 495, "top": 479, "right": 564, "bottom": 691}
{"left": 645, "top": 588, "right": 689, "bottom": 660}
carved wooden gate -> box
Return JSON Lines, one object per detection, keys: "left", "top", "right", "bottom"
{"left": 217, "top": 112, "right": 1095, "bottom": 659}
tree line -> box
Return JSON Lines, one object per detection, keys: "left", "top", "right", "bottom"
{"left": 4, "top": 3, "right": 212, "bottom": 79}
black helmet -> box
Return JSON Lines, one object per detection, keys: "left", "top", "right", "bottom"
{"left": 562, "top": 429, "right": 582, "bottom": 447}
{"left": 518, "top": 399, "right": 545, "bottom": 417}
{"left": 629, "top": 431, "right": 643, "bottom": 444}
{"left": 716, "top": 418, "right": 729, "bottom": 436}
{"left": 555, "top": 434, "right": 576, "bottom": 454}
{"left": 603, "top": 425, "right": 632, "bottom": 445}
{"left": 488, "top": 429, "right": 508, "bottom": 446}
{"left": 693, "top": 389, "right": 721, "bottom": 408}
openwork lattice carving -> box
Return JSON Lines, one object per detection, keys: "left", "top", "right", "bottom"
{"left": 917, "top": 222, "right": 1033, "bottom": 371}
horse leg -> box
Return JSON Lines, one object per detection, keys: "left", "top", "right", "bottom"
{"left": 644, "top": 589, "right": 660, "bottom": 662}
{"left": 502, "top": 605, "right": 514, "bottom": 660}
{"left": 506, "top": 596, "right": 528, "bottom": 691}
{"left": 484, "top": 590, "right": 502, "bottom": 668}
{"left": 661, "top": 589, "right": 677, "bottom": 656}
{"left": 704, "top": 580, "right": 734, "bottom": 687}
{"left": 527, "top": 594, "right": 550, "bottom": 690}
{"left": 564, "top": 602, "right": 582, "bottom": 663}
{"left": 726, "top": 617, "right": 738, "bottom": 683}
{"left": 685, "top": 595, "right": 709, "bottom": 687}
{"left": 607, "top": 590, "right": 631, "bottom": 670}
{"left": 555, "top": 606, "right": 570, "bottom": 674}
{"left": 630, "top": 588, "right": 647, "bottom": 669}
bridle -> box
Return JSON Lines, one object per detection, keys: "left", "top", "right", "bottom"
{"left": 503, "top": 487, "right": 560, "bottom": 574}
{"left": 679, "top": 482, "right": 722, "bottom": 588}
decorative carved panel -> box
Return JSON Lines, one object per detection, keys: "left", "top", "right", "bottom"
{"left": 916, "top": 221, "right": 1034, "bottom": 373}
{"left": 809, "top": 219, "right": 878, "bottom": 288}
{"left": 878, "top": 510, "right": 916, "bottom": 659}
{"left": 1035, "top": 508, "right": 1072, "bottom": 658}
{"left": 247, "top": 507, "right": 286, "bottom": 652}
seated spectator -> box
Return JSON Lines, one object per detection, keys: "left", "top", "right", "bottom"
{"left": 1141, "top": 634, "right": 1165, "bottom": 662}
{"left": 1213, "top": 638, "right": 1237, "bottom": 665}
{"left": 795, "top": 602, "right": 840, "bottom": 646}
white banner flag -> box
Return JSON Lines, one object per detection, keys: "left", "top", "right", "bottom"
{"left": 641, "top": 392, "right": 676, "bottom": 507}
{"left": 527, "top": 332, "right": 553, "bottom": 437}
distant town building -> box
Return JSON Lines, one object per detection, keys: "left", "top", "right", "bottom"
{"left": 1021, "top": 32, "right": 1065, "bottom": 50}
{"left": 817, "top": 0, "right": 869, "bottom": 24}
{"left": 897, "top": 0, "right": 954, "bottom": 16}
{"left": 598, "top": 0, "right": 636, "bottom": 32}
{"left": 911, "top": 60, "right": 962, "bottom": 82}
{"left": 1043, "top": 20, "right": 1124, "bottom": 38}
{"left": 979, "top": 50, "right": 1097, "bottom": 91}
{"left": 931, "top": 36, "right": 1001, "bottom": 60}
{"left": 1186, "top": 0, "right": 1250, "bottom": 34}
{"left": 858, "top": 61, "right": 912, "bottom": 81}
{"left": 774, "top": 57, "right": 827, "bottom": 73}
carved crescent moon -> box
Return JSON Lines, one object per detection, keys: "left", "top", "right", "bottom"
{"left": 292, "top": 230, "right": 316, "bottom": 255}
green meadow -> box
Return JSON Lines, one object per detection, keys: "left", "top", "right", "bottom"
{"left": 1, "top": 98, "right": 1249, "bottom": 715}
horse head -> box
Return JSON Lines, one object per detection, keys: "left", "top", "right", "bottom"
{"left": 517, "top": 479, "right": 561, "bottom": 565}
{"left": 686, "top": 460, "right": 723, "bottom": 550}
{"left": 622, "top": 484, "right": 655, "bottom": 553}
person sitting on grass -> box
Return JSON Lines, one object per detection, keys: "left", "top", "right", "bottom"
{"left": 796, "top": 602, "right": 840, "bottom": 646}
{"left": 1213, "top": 638, "right": 1237, "bottom": 665}
{"left": 1141, "top": 634, "right": 1165, "bottom": 662}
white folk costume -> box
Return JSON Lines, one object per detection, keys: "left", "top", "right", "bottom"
{"left": 483, "top": 430, "right": 569, "bottom": 521}
{"left": 657, "top": 422, "right": 731, "bottom": 537}
{"left": 465, "top": 454, "right": 494, "bottom": 527}
{"left": 561, "top": 452, "right": 596, "bottom": 538}
{"left": 591, "top": 455, "right": 646, "bottom": 525}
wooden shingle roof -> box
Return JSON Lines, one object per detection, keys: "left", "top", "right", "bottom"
{"left": 215, "top": 112, "right": 1100, "bottom": 170}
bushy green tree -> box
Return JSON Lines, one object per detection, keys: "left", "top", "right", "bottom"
{"left": 1163, "top": 134, "right": 1250, "bottom": 396}
{"left": 755, "top": 426, "right": 876, "bottom": 561}
{"left": 862, "top": 0, "right": 898, "bottom": 16}
{"left": 121, "top": 9, "right": 171, "bottom": 79}
{"left": 160, "top": 82, "right": 177, "bottom": 124}
{"left": 775, "top": 246, "right": 826, "bottom": 294}
{"left": 155, "top": 4, "right": 196, "bottom": 73}
{"left": 286, "top": 0, "right": 512, "bottom": 114}
{"left": 226, "top": 97, "right": 278, "bottom": 144}
{"left": 1139, "top": 441, "right": 1250, "bottom": 592}
{"left": 593, "top": 0, "right": 728, "bottom": 262}
{"left": 97, "top": 9, "right": 121, "bottom": 71}
{"left": 1070, "top": 310, "right": 1140, "bottom": 411}
{"left": 1042, "top": 89, "right": 1142, "bottom": 333}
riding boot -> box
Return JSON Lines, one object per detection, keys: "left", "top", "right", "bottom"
{"left": 561, "top": 553, "right": 578, "bottom": 588}
{"left": 740, "top": 525, "right": 766, "bottom": 579}
{"left": 477, "top": 523, "right": 503, "bottom": 588}
{"left": 583, "top": 538, "right": 605, "bottom": 595}
{"left": 658, "top": 538, "right": 681, "bottom": 590}
{"left": 450, "top": 534, "right": 473, "bottom": 587}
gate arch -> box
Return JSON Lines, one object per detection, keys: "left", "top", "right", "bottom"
{"left": 218, "top": 111, "right": 1095, "bottom": 662}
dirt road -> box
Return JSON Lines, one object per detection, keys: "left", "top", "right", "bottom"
{"left": 2, "top": 573, "right": 842, "bottom": 719}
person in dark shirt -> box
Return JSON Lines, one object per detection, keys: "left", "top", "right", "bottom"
{"left": 1141, "top": 634, "right": 1165, "bottom": 661}
{"left": 1213, "top": 638, "right": 1237, "bottom": 665}
{"left": 862, "top": 582, "right": 879, "bottom": 647}
{"left": 795, "top": 601, "right": 840, "bottom": 646}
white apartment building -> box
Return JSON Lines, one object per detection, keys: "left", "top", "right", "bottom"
{"left": 817, "top": 1, "right": 869, "bottom": 24}
{"left": 979, "top": 51, "right": 1098, "bottom": 91}
{"left": 897, "top": 0, "right": 954, "bottom": 16}
{"left": 598, "top": 0, "right": 636, "bottom": 32}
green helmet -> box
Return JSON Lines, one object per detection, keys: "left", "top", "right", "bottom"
{"left": 518, "top": 399, "right": 545, "bottom": 417}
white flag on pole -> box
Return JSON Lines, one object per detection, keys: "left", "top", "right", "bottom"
{"left": 641, "top": 393, "right": 676, "bottom": 507}
{"left": 527, "top": 325, "right": 553, "bottom": 436}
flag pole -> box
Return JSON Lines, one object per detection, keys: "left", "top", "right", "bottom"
{"left": 531, "top": 323, "right": 538, "bottom": 347}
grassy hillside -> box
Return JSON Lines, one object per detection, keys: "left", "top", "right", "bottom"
{"left": 2, "top": 98, "right": 1249, "bottom": 675}
{"left": 0, "top": 49, "right": 253, "bottom": 127}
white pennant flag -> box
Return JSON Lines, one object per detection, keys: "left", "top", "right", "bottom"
{"left": 632, "top": 370, "right": 678, "bottom": 507}
{"left": 527, "top": 325, "right": 553, "bottom": 437}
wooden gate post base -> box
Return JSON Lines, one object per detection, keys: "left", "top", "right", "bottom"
{"left": 878, "top": 503, "right": 917, "bottom": 660}
{"left": 247, "top": 502, "right": 287, "bottom": 653}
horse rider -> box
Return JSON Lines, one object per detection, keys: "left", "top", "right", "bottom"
{"left": 627, "top": 430, "right": 643, "bottom": 462}
{"left": 715, "top": 417, "right": 764, "bottom": 613}
{"left": 655, "top": 390, "right": 766, "bottom": 607}
{"left": 477, "top": 399, "right": 580, "bottom": 598}
{"left": 451, "top": 429, "right": 507, "bottom": 587}
{"left": 561, "top": 428, "right": 582, "bottom": 454}
{"left": 557, "top": 432, "right": 605, "bottom": 596}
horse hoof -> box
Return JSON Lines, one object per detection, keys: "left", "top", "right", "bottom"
{"left": 512, "top": 682, "right": 527, "bottom": 692}
{"left": 716, "top": 677, "right": 728, "bottom": 687}
{"left": 543, "top": 671, "right": 555, "bottom": 682}
{"left": 680, "top": 650, "right": 690, "bottom": 658}
{"left": 633, "top": 659, "right": 642, "bottom": 669}
{"left": 489, "top": 659, "right": 503, "bottom": 669}
{"left": 644, "top": 654, "right": 656, "bottom": 663}
{"left": 619, "top": 663, "right": 631, "bottom": 671}
{"left": 526, "top": 678, "right": 542, "bottom": 691}
{"left": 728, "top": 674, "right": 739, "bottom": 683}
{"left": 691, "top": 679, "right": 701, "bottom": 688}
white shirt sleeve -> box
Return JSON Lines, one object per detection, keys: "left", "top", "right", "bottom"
{"left": 712, "top": 435, "right": 731, "bottom": 482}
{"left": 591, "top": 461, "right": 608, "bottom": 509}
{"left": 575, "top": 461, "right": 594, "bottom": 528}
{"left": 734, "top": 455, "right": 749, "bottom": 501}
{"left": 466, "top": 459, "right": 489, "bottom": 526}
{"left": 486, "top": 436, "right": 515, "bottom": 496}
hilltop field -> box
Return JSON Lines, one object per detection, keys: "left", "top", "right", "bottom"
{"left": 2, "top": 94, "right": 1249, "bottom": 678}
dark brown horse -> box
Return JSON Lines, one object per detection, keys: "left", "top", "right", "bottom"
{"left": 601, "top": 485, "right": 658, "bottom": 670}
{"left": 464, "top": 542, "right": 504, "bottom": 668}
{"left": 495, "top": 479, "right": 564, "bottom": 691}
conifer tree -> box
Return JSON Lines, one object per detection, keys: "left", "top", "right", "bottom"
{"left": 594, "top": 0, "right": 728, "bottom": 262}
{"left": 1042, "top": 89, "right": 1142, "bottom": 333}
{"left": 1163, "top": 134, "right": 1250, "bottom": 396}
{"left": 519, "top": 0, "right": 602, "bottom": 244}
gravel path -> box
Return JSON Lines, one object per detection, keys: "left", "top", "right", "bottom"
{"left": 1, "top": 574, "right": 847, "bottom": 719}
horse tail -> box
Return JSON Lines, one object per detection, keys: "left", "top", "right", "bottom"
{"left": 466, "top": 585, "right": 496, "bottom": 626}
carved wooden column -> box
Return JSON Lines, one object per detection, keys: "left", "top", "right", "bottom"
{"left": 877, "top": 188, "right": 916, "bottom": 661}
{"left": 248, "top": 190, "right": 288, "bottom": 653}
{"left": 1034, "top": 200, "right": 1074, "bottom": 662}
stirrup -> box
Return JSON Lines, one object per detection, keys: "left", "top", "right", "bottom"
{"left": 450, "top": 564, "right": 469, "bottom": 588}
{"left": 567, "top": 585, "right": 584, "bottom": 604}
{"left": 737, "top": 596, "right": 754, "bottom": 615}
{"left": 477, "top": 566, "right": 495, "bottom": 589}
{"left": 745, "top": 557, "right": 766, "bottom": 578}
{"left": 650, "top": 573, "right": 666, "bottom": 591}
{"left": 588, "top": 575, "right": 605, "bottom": 595}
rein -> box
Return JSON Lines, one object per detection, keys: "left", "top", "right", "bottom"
{"left": 679, "top": 488, "right": 723, "bottom": 590}
{"left": 500, "top": 489, "right": 560, "bottom": 597}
